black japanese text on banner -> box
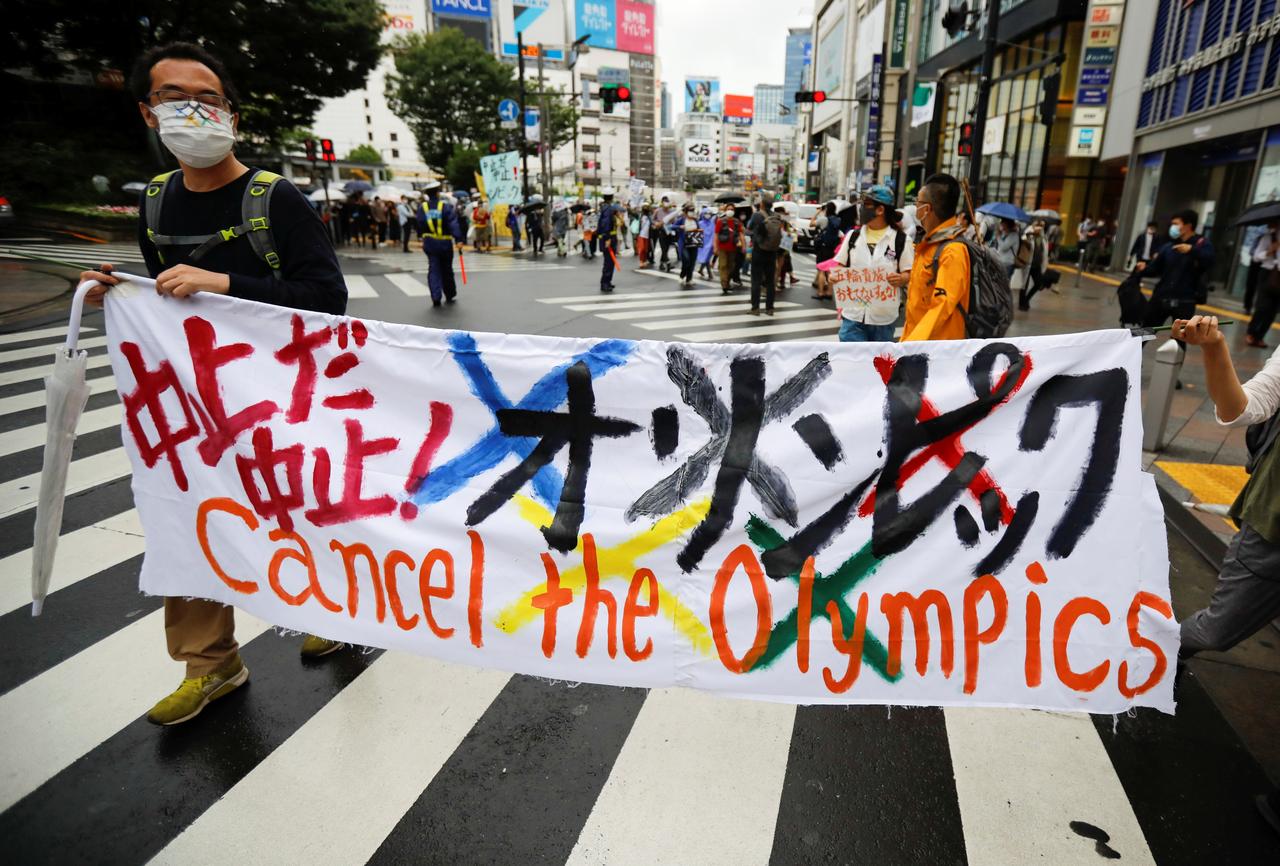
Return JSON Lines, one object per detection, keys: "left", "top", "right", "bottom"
{"left": 102, "top": 283, "right": 1176, "bottom": 713}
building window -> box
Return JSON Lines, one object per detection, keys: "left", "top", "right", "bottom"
{"left": 390, "top": 132, "right": 398, "bottom": 142}
{"left": 391, "top": 148, "right": 400, "bottom": 158}
{"left": 363, "top": 98, "right": 369, "bottom": 108}
{"left": 367, "top": 132, "right": 374, "bottom": 142}
{"left": 365, "top": 115, "right": 372, "bottom": 126}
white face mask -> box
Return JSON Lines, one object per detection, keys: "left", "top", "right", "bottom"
{"left": 149, "top": 101, "right": 236, "bottom": 168}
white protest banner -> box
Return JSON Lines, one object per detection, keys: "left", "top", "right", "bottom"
{"left": 100, "top": 281, "right": 1176, "bottom": 713}
{"left": 480, "top": 150, "right": 522, "bottom": 205}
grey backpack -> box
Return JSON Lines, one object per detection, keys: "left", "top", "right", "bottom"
{"left": 929, "top": 235, "right": 1014, "bottom": 339}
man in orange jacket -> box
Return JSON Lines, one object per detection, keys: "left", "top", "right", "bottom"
{"left": 903, "top": 173, "right": 971, "bottom": 342}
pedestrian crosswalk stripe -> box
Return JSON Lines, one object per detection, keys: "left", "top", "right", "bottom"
{"left": 596, "top": 301, "right": 805, "bottom": 321}
{"left": 0, "top": 244, "right": 147, "bottom": 266}
{"left": 0, "top": 374, "right": 116, "bottom": 416}
{"left": 153, "top": 654, "right": 511, "bottom": 866}
{"left": 0, "top": 352, "right": 112, "bottom": 388}
{"left": 344, "top": 274, "right": 379, "bottom": 298}
{"left": 0, "top": 446, "right": 132, "bottom": 518}
{"left": 0, "top": 403, "right": 121, "bottom": 459}
{"left": 0, "top": 336, "right": 107, "bottom": 366}
{"left": 676, "top": 319, "right": 843, "bottom": 342}
{"left": 0, "top": 509, "right": 142, "bottom": 618}
{"left": 384, "top": 272, "right": 429, "bottom": 297}
{"left": 0, "top": 610, "right": 272, "bottom": 813}
{"left": 542, "top": 288, "right": 727, "bottom": 303}
{"left": 634, "top": 308, "right": 836, "bottom": 331}
{"left": 567, "top": 688, "right": 794, "bottom": 865}
{"left": 945, "top": 708, "right": 1157, "bottom": 865}
{"left": 560, "top": 294, "right": 752, "bottom": 312}
{"left": 0, "top": 326, "right": 98, "bottom": 347}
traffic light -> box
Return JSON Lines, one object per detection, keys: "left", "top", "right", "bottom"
{"left": 600, "top": 84, "right": 631, "bottom": 114}
{"left": 1039, "top": 72, "right": 1061, "bottom": 126}
{"left": 320, "top": 138, "right": 336, "bottom": 162}
{"left": 794, "top": 90, "right": 827, "bottom": 103}
{"left": 957, "top": 122, "right": 974, "bottom": 157}
{"left": 488, "top": 142, "right": 500, "bottom": 154}
{"left": 304, "top": 138, "right": 316, "bottom": 161}
{"left": 942, "top": 3, "right": 971, "bottom": 38}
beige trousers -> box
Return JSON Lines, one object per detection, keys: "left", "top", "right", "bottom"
{"left": 164, "top": 597, "right": 238, "bottom": 677}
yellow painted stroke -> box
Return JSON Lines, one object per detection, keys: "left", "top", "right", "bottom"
{"left": 1155, "top": 460, "right": 1248, "bottom": 506}
{"left": 494, "top": 495, "right": 716, "bottom": 657}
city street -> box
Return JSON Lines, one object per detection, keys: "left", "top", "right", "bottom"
{"left": 1, "top": 236, "right": 1279, "bottom": 865}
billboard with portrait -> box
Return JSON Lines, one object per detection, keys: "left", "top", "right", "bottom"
{"left": 684, "top": 78, "right": 721, "bottom": 115}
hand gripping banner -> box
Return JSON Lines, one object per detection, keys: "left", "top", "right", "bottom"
{"left": 102, "top": 281, "right": 1177, "bottom": 713}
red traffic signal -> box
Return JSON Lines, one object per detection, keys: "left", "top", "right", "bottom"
{"left": 957, "top": 122, "right": 975, "bottom": 157}
{"left": 320, "top": 138, "right": 336, "bottom": 162}
{"left": 794, "top": 90, "right": 827, "bottom": 103}
{"left": 615, "top": 85, "right": 631, "bottom": 101}
{"left": 488, "top": 143, "right": 499, "bottom": 154}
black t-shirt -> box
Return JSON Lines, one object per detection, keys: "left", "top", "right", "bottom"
{"left": 138, "top": 168, "right": 347, "bottom": 315}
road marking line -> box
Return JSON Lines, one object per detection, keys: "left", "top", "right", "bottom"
{"left": 945, "top": 707, "right": 1156, "bottom": 866}
{"left": 562, "top": 294, "right": 753, "bottom": 312}
{"left": 151, "top": 654, "right": 511, "bottom": 866}
{"left": 595, "top": 301, "right": 804, "bottom": 321}
{"left": 635, "top": 308, "right": 837, "bottom": 330}
{"left": 384, "top": 272, "right": 429, "bottom": 297}
{"left": 0, "top": 403, "right": 121, "bottom": 458}
{"left": 566, "top": 688, "right": 794, "bottom": 866}
{"left": 344, "top": 275, "right": 380, "bottom": 298}
{"left": 0, "top": 446, "right": 133, "bottom": 518}
{"left": 0, "top": 326, "right": 99, "bottom": 346}
{"left": 0, "top": 610, "right": 271, "bottom": 813}
{"left": 0, "top": 509, "right": 144, "bottom": 617}
{"left": 676, "top": 319, "right": 842, "bottom": 341}
{"left": 0, "top": 353, "right": 113, "bottom": 388}
{"left": 0, "top": 375, "right": 116, "bottom": 416}
{"left": 0, "top": 336, "right": 108, "bottom": 365}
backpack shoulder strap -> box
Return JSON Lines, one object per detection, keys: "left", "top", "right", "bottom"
{"left": 893, "top": 229, "right": 906, "bottom": 268}
{"left": 144, "top": 170, "right": 215, "bottom": 263}
{"left": 242, "top": 170, "right": 285, "bottom": 276}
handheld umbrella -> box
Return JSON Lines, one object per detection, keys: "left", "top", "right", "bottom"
{"left": 30, "top": 272, "right": 152, "bottom": 615}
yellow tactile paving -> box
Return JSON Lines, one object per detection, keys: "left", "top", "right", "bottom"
{"left": 1154, "top": 460, "right": 1249, "bottom": 505}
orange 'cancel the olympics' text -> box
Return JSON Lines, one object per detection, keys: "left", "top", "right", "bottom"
{"left": 195, "top": 497, "right": 1173, "bottom": 699}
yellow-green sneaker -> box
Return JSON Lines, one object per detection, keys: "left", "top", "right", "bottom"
{"left": 300, "top": 634, "right": 346, "bottom": 658}
{"left": 146, "top": 655, "right": 249, "bottom": 726}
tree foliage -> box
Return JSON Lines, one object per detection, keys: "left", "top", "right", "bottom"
{"left": 4, "top": 0, "right": 385, "bottom": 146}
{"left": 445, "top": 147, "right": 483, "bottom": 191}
{"left": 386, "top": 28, "right": 517, "bottom": 170}
{"left": 345, "top": 144, "right": 384, "bottom": 164}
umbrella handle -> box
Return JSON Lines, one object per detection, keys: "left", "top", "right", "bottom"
{"left": 67, "top": 272, "right": 153, "bottom": 353}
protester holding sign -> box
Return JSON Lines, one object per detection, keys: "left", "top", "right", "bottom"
{"left": 829, "top": 185, "right": 912, "bottom": 343}
{"left": 78, "top": 41, "right": 349, "bottom": 726}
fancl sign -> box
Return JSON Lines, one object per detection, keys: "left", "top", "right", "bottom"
{"left": 432, "top": 0, "right": 492, "bottom": 18}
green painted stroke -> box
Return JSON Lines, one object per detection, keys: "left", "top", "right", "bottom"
{"left": 745, "top": 515, "right": 901, "bottom": 683}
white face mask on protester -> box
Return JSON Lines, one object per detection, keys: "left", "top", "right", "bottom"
{"left": 148, "top": 101, "right": 236, "bottom": 168}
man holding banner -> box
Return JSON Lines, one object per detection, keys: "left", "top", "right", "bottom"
{"left": 827, "top": 185, "right": 912, "bottom": 342}
{"left": 79, "top": 42, "right": 350, "bottom": 725}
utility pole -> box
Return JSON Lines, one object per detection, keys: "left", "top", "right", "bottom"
{"left": 897, "top": 0, "right": 925, "bottom": 204}
{"left": 537, "top": 43, "right": 551, "bottom": 230}
{"left": 518, "top": 32, "right": 530, "bottom": 201}
{"left": 967, "top": 0, "right": 1002, "bottom": 200}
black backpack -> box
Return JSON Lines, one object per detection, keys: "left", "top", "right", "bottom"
{"left": 928, "top": 234, "right": 1014, "bottom": 339}
{"left": 845, "top": 228, "right": 907, "bottom": 267}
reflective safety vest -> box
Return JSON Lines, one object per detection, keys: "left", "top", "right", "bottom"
{"left": 143, "top": 169, "right": 285, "bottom": 278}
{"left": 421, "top": 204, "right": 448, "bottom": 240}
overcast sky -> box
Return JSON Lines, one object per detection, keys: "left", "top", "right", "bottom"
{"left": 655, "top": 1, "right": 812, "bottom": 105}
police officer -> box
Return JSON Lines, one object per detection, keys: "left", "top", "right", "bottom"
{"left": 417, "top": 179, "right": 465, "bottom": 307}
{"left": 597, "top": 186, "right": 619, "bottom": 293}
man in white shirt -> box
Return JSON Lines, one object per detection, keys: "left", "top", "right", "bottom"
{"left": 830, "top": 185, "right": 913, "bottom": 342}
